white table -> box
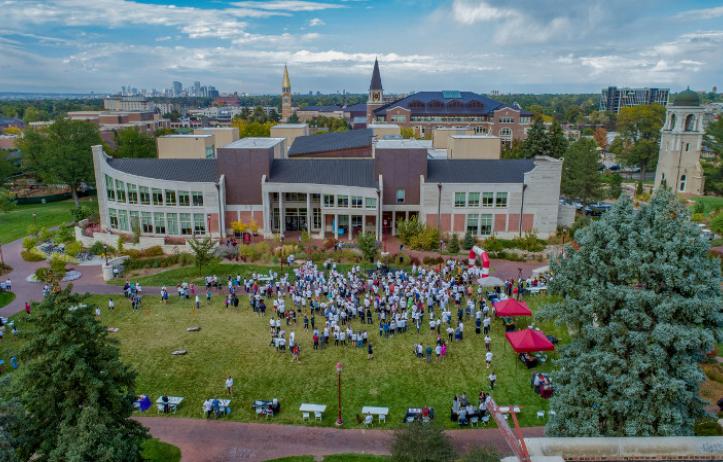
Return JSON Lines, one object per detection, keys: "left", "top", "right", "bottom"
{"left": 205, "top": 399, "right": 231, "bottom": 415}
{"left": 156, "top": 396, "right": 183, "bottom": 413}
{"left": 527, "top": 286, "right": 547, "bottom": 294}
{"left": 299, "top": 403, "right": 326, "bottom": 421}
{"left": 362, "top": 406, "right": 389, "bottom": 423}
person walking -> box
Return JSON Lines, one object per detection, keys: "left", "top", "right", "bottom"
{"left": 24, "top": 301, "right": 31, "bottom": 315}
{"left": 195, "top": 294, "right": 201, "bottom": 310}
{"left": 488, "top": 371, "right": 497, "bottom": 390}
{"left": 367, "top": 342, "right": 374, "bottom": 360}
{"left": 225, "top": 376, "right": 234, "bottom": 394}
{"left": 485, "top": 350, "right": 493, "bottom": 369}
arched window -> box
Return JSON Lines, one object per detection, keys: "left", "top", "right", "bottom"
{"left": 408, "top": 100, "right": 424, "bottom": 109}
{"left": 447, "top": 101, "right": 463, "bottom": 110}
{"left": 466, "top": 100, "right": 483, "bottom": 109}
{"left": 669, "top": 113, "right": 676, "bottom": 130}
{"left": 685, "top": 114, "right": 696, "bottom": 131}
{"left": 499, "top": 127, "right": 512, "bottom": 141}
{"left": 427, "top": 100, "right": 444, "bottom": 109}
{"left": 679, "top": 174, "right": 687, "bottom": 192}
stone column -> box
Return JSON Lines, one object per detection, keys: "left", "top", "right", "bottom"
{"left": 392, "top": 211, "right": 396, "bottom": 236}
{"left": 362, "top": 215, "right": 366, "bottom": 235}
{"left": 320, "top": 212, "right": 325, "bottom": 239}
{"left": 334, "top": 214, "right": 338, "bottom": 239}
{"left": 262, "top": 191, "right": 272, "bottom": 237}
{"left": 279, "top": 193, "right": 285, "bottom": 236}
{"left": 348, "top": 214, "right": 352, "bottom": 241}
{"left": 306, "top": 193, "right": 312, "bottom": 233}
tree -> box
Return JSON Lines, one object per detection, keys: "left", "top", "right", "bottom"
{"left": 608, "top": 172, "right": 623, "bottom": 199}
{"left": 548, "top": 120, "right": 569, "bottom": 159}
{"left": 593, "top": 127, "right": 608, "bottom": 150}
{"left": 356, "top": 232, "right": 377, "bottom": 262}
{"left": 0, "top": 188, "right": 15, "bottom": 213}
{"left": 188, "top": 236, "right": 216, "bottom": 275}
{"left": 616, "top": 104, "right": 665, "bottom": 180}
{"left": 113, "top": 127, "right": 157, "bottom": 158}
{"left": 463, "top": 230, "right": 475, "bottom": 250}
{"left": 447, "top": 234, "right": 460, "bottom": 254}
{"left": 390, "top": 422, "right": 456, "bottom": 462}
{"left": 540, "top": 190, "right": 721, "bottom": 436}
{"left": 702, "top": 118, "right": 723, "bottom": 195}
{"left": 561, "top": 138, "right": 602, "bottom": 204}
{"left": 287, "top": 112, "right": 300, "bottom": 123}
{"left": 0, "top": 151, "right": 18, "bottom": 185}
{"left": 522, "top": 119, "right": 550, "bottom": 158}
{"left": 268, "top": 109, "right": 281, "bottom": 123}
{"left": 501, "top": 138, "right": 525, "bottom": 159}
{"left": 19, "top": 118, "right": 102, "bottom": 208}
{"left": 396, "top": 217, "right": 424, "bottom": 245}
{"left": 10, "top": 288, "right": 148, "bottom": 460}
{"left": 400, "top": 127, "right": 417, "bottom": 139}
{"left": 34, "top": 254, "right": 68, "bottom": 291}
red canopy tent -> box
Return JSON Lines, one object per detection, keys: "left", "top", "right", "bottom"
{"left": 493, "top": 299, "right": 532, "bottom": 317}
{"left": 504, "top": 329, "right": 555, "bottom": 353}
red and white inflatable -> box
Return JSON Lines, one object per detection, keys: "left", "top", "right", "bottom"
{"left": 468, "top": 246, "right": 490, "bottom": 278}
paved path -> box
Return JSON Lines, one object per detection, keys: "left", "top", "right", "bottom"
{"left": 136, "top": 417, "right": 544, "bottom": 462}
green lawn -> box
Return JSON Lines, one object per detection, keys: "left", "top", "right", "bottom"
{"left": 0, "top": 291, "right": 15, "bottom": 309}
{"left": 141, "top": 438, "right": 181, "bottom": 462}
{"left": 693, "top": 196, "right": 723, "bottom": 214}
{"left": 0, "top": 291, "right": 565, "bottom": 429}
{"left": 0, "top": 198, "right": 96, "bottom": 244}
{"left": 115, "top": 262, "right": 377, "bottom": 287}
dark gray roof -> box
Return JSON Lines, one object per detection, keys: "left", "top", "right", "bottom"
{"left": 269, "top": 159, "right": 377, "bottom": 188}
{"left": 288, "top": 129, "right": 372, "bottom": 156}
{"left": 426, "top": 159, "right": 535, "bottom": 183}
{"left": 106, "top": 157, "right": 218, "bottom": 182}
{"left": 373, "top": 91, "right": 533, "bottom": 117}
{"left": 370, "top": 58, "right": 383, "bottom": 91}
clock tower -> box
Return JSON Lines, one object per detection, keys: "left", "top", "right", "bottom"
{"left": 281, "top": 64, "right": 292, "bottom": 122}
{"left": 366, "top": 58, "right": 384, "bottom": 123}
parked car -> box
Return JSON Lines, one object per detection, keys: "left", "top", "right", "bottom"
{"left": 583, "top": 203, "right": 613, "bottom": 216}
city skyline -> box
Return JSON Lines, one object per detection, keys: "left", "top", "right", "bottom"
{"left": 0, "top": 0, "right": 722, "bottom": 94}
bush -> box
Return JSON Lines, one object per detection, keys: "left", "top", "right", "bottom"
{"left": 238, "top": 242, "right": 272, "bottom": 262}
{"left": 481, "top": 236, "right": 504, "bottom": 252}
{"left": 356, "top": 232, "right": 378, "bottom": 262}
{"left": 340, "top": 249, "right": 363, "bottom": 263}
{"left": 710, "top": 213, "right": 723, "bottom": 235}
{"left": 396, "top": 217, "right": 424, "bottom": 245}
{"left": 390, "top": 422, "right": 456, "bottom": 462}
{"left": 509, "top": 234, "right": 546, "bottom": 252}
{"left": 22, "top": 236, "right": 38, "bottom": 251}
{"left": 447, "top": 234, "right": 460, "bottom": 254}
{"left": 422, "top": 256, "right": 444, "bottom": 265}
{"left": 460, "top": 447, "right": 500, "bottom": 462}
{"left": 409, "top": 227, "right": 439, "bottom": 251}
{"left": 52, "top": 226, "right": 75, "bottom": 245}
{"left": 88, "top": 241, "right": 109, "bottom": 256}
{"left": 21, "top": 248, "right": 46, "bottom": 262}
{"left": 463, "top": 230, "right": 475, "bottom": 250}
{"left": 569, "top": 215, "right": 591, "bottom": 240}
{"left": 694, "top": 417, "right": 723, "bottom": 436}
{"left": 70, "top": 205, "right": 99, "bottom": 223}
{"left": 64, "top": 241, "right": 83, "bottom": 257}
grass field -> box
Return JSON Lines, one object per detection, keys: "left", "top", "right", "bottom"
{"left": 0, "top": 291, "right": 565, "bottom": 429}
{"left": 141, "top": 438, "right": 181, "bottom": 462}
{"left": 0, "top": 291, "right": 15, "bottom": 309}
{"left": 693, "top": 196, "right": 723, "bottom": 214}
{"left": 115, "top": 262, "right": 377, "bottom": 287}
{"left": 0, "top": 197, "right": 96, "bottom": 244}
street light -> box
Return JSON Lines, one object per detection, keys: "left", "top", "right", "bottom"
{"left": 335, "top": 362, "right": 344, "bottom": 426}
{"left": 32, "top": 212, "right": 37, "bottom": 227}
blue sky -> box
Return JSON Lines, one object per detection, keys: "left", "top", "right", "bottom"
{"left": 1, "top": 0, "right": 722, "bottom": 94}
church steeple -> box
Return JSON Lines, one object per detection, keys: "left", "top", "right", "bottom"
{"left": 366, "top": 58, "right": 384, "bottom": 123}
{"left": 281, "top": 64, "right": 292, "bottom": 122}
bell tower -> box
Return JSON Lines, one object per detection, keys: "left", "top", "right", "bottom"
{"left": 281, "top": 64, "right": 292, "bottom": 122}
{"left": 366, "top": 58, "right": 384, "bottom": 123}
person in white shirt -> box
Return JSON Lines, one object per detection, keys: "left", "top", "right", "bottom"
{"left": 485, "top": 351, "right": 493, "bottom": 368}
{"left": 225, "top": 376, "right": 234, "bottom": 394}
{"left": 484, "top": 335, "right": 492, "bottom": 352}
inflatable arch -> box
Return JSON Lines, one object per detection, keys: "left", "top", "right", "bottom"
{"left": 468, "top": 246, "right": 490, "bottom": 278}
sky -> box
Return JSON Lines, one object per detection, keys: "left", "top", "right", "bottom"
{"left": 1, "top": 0, "right": 722, "bottom": 95}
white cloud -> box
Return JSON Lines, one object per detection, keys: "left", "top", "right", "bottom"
{"left": 452, "top": 0, "right": 518, "bottom": 23}
{"left": 675, "top": 6, "right": 723, "bottom": 21}
{"left": 231, "top": 1, "right": 344, "bottom": 12}
{"left": 309, "top": 17, "right": 325, "bottom": 27}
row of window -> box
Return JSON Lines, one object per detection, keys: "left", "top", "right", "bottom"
{"left": 322, "top": 194, "right": 377, "bottom": 209}
{"left": 105, "top": 175, "right": 204, "bottom": 207}
{"left": 108, "top": 209, "right": 207, "bottom": 235}
{"left": 454, "top": 192, "right": 508, "bottom": 208}
{"left": 466, "top": 214, "right": 494, "bottom": 236}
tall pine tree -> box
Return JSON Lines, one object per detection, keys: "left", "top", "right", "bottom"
{"left": 548, "top": 120, "right": 569, "bottom": 159}
{"left": 522, "top": 119, "right": 550, "bottom": 158}
{"left": 561, "top": 138, "right": 601, "bottom": 204}
{"left": 540, "top": 190, "right": 721, "bottom": 436}
{"left": 10, "top": 288, "right": 148, "bottom": 460}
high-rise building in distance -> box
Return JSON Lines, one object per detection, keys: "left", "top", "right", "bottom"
{"left": 600, "top": 86, "right": 670, "bottom": 113}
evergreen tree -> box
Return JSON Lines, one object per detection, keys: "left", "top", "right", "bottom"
{"left": 548, "top": 120, "right": 569, "bottom": 159}
{"left": 356, "top": 232, "right": 378, "bottom": 262}
{"left": 522, "top": 119, "right": 550, "bottom": 158}
{"left": 11, "top": 288, "right": 148, "bottom": 460}
{"left": 447, "top": 234, "right": 460, "bottom": 254}
{"left": 540, "top": 190, "right": 721, "bottom": 436}
{"left": 462, "top": 230, "right": 475, "bottom": 250}
{"left": 561, "top": 138, "right": 601, "bottom": 204}
{"left": 608, "top": 172, "right": 623, "bottom": 199}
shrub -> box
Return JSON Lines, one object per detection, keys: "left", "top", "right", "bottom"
{"left": 422, "top": 256, "right": 444, "bottom": 265}
{"left": 569, "top": 215, "right": 591, "bottom": 240}
{"left": 390, "top": 422, "right": 456, "bottom": 462}
{"left": 21, "top": 249, "right": 46, "bottom": 262}
{"left": 409, "top": 227, "right": 439, "bottom": 251}
{"left": 22, "top": 236, "right": 38, "bottom": 251}
{"left": 694, "top": 417, "right": 723, "bottom": 436}
{"left": 356, "top": 232, "right": 378, "bottom": 262}
{"left": 37, "top": 227, "right": 53, "bottom": 242}
{"left": 409, "top": 256, "right": 421, "bottom": 266}
{"left": 64, "top": 241, "right": 83, "bottom": 257}
{"left": 447, "top": 234, "right": 460, "bottom": 254}
{"left": 509, "top": 234, "right": 546, "bottom": 252}
{"left": 396, "top": 217, "right": 424, "bottom": 245}
{"left": 239, "top": 242, "right": 272, "bottom": 262}
{"left": 53, "top": 253, "right": 78, "bottom": 264}
{"left": 692, "top": 200, "right": 705, "bottom": 215}
{"left": 463, "top": 230, "right": 475, "bottom": 250}
{"left": 481, "top": 235, "right": 504, "bottom": 252}
{"left": 710, "top": 213, "right": 723, "bottom": 235}
{"left": 52, "top": 226, "right": 75, "bottom": 245}
{"left": 340, "top": 249, "right": 363, "bottom": 263}
{"left": 70, "top": 205, "right": 99, "bottom": 223}
{"left": 88, "top": 241, "right": 109, "bottom": 256}
{"left": 460, "top": 447, "right": 500, "bottom": 462}
{"left": 323, "top": 238, "right": 337, "bottom": 250}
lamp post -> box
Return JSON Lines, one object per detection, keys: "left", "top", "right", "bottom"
{"left": 32, "top": 212, "right": 37, "bottom": 227}
{"left": 518, "top": 183, "right": 528, "bottom": 237}
{"left": 335, "top": 362, "right": 344, "bottom": 426}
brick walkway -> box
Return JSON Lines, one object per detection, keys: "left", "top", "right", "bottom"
{"left": 136, "top": 417, "right": 545, "bottom": 462}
